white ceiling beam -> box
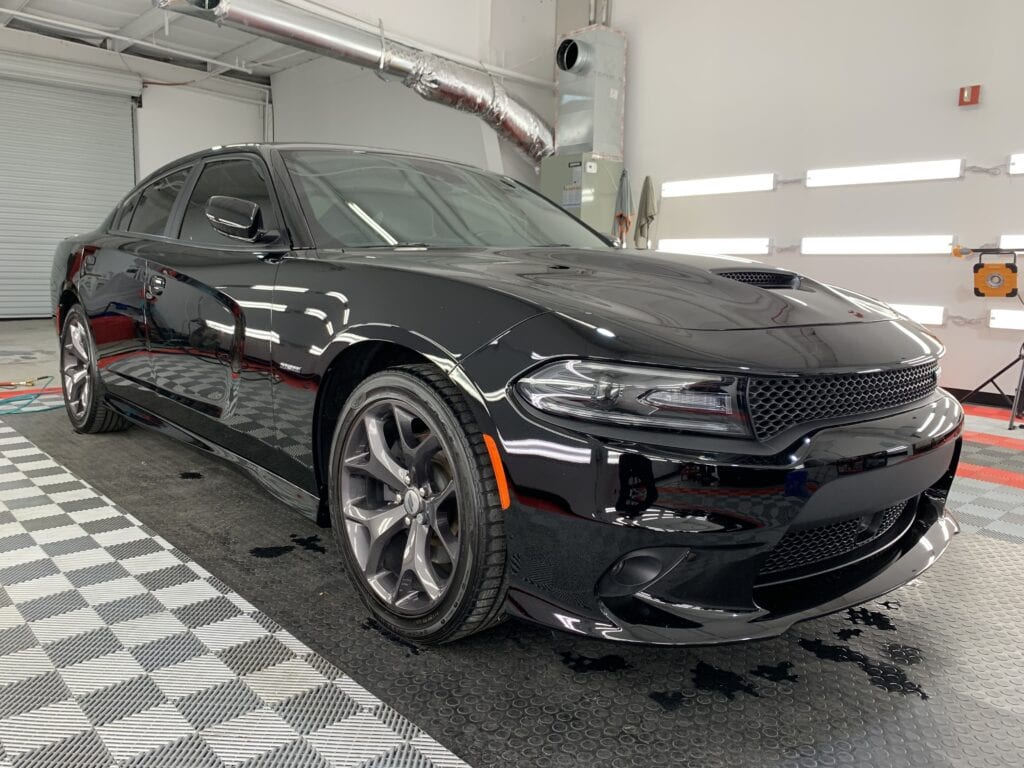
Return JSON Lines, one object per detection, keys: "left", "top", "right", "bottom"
{"left": 0, "top": 1, "right": 33, "bottom": 29}
{"left": 107, "top": 7, "right": 180, "bottom": 53}
{"left": 0, "top": 24, "right": 268, "bottom": 103}
{"left": 0, "top": 8, "right": 251, "bottom": 73}
{"left": 206, "top": 36, "right": 294, "bottom": 75}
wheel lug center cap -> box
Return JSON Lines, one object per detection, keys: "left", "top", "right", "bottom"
{"left": 403, "top": 489, "right": 423, "bottom": 517}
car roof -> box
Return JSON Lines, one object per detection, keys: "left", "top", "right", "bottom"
{"left": 137, "top": 142, "right": 497, "bottom": 190}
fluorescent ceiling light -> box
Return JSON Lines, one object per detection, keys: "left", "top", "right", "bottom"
{"left": 659, "top": 237, "right": 771, "bottom": 256}
{"left": 806, "top": 159, "right": 963, "bottom": 187}
{"left": 1010, "top": 154, "right": 1024, "bottom": 174}
{"left": 990, "top": 309, "right": 1024, "bottom": 330}
{"left": 661, "top": 174, "right": 775, "bottom": 198}
{"left": 801, "top": 235, "right": 953, "bottom": 255}
{"left": 999, "top": 234, "right": 1024, "bottom": 249}
{"left": 889, "top": 303, "right": 945, "bottom": 326}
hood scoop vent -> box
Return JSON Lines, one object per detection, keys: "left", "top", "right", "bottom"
{"left": 714, "top": 269, "right": 800, "bottom": 289}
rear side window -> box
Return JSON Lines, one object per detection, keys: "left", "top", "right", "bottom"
{"left": 128, "top": 167, "right": 192, "bottom": 236}
{"left": 178, "top": 159, "right": 278, "bottom": 245}
{"left": 114, "top": 194, "right": 139, "bottom": 231}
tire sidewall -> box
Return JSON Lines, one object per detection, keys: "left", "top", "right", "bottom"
{"left": 328, "top": 370, "right": 489, "bottom": 642}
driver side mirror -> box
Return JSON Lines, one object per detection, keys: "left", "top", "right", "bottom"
{"left": 205, "top": 195, "right": 265, "bottom": 242}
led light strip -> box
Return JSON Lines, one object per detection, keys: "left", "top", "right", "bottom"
{"left": 801, "top": 235, "right": 954, "bottom": 255}
{"left": 889, "top": 303, "right": 945, "bottom": 326}
{"left": 989, "top": 309, "right": 1024, "bottom": 330}
{"left": 658, "top": 238, "right": 771, "bottom": 256}
{"left": 806, "top": 159, "right": 963, "bottom": 188}
{"left": 661, "top": 174, "right": 775, "bottom": 198}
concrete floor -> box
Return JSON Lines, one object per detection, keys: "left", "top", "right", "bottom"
{"left": 0, "top": 319, "right": 58, "bottom": 386}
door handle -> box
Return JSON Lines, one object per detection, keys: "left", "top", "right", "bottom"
{"left": 146, "top": 274, "right": 166, "bottom": 299}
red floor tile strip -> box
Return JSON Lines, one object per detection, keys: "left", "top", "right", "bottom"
{"left": 963, "top": 430, "right": 1024, "bottom": 450}
{"left": 0, "top": 387, "right": 62, "bottom": 398}
{"left": 957, "top": 461, "right": 1024, "bottom": 489}
{"left": 962, "top": 403, "right": 1015, "bottom": 420}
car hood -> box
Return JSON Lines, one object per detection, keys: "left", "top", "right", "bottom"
{"left": 342, "top": 246, "right": 902, "bottom": 333}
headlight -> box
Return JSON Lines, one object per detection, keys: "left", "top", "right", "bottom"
{"left": 514, "top": 360, "right": 750, "bottom": 436}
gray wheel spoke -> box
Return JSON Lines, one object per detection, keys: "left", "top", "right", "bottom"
{"left": 348, "top": 414, "right": 408, "bottom": 491}
{"left": 432, "top": 517, "right": 459, "bottom": 564}
{"left": 400, "top": 521, "right": 443, "bottom": 602}
{"left": 67, "top": 368, "right": 88, "bottom": 398}
{"left": 69, "top": 324, "right": 88, "bottom": 362}
{"left": 428, "top": 479, "right": 455, "bottom": 509}
{"left": 391, "top": 403, "right": 419, "bottom": 455}
{"left": 411, "top": 434, "right": 441, "bottom": 477}
{"left": 348, "top": 501, "right": 406, "bottom": 573}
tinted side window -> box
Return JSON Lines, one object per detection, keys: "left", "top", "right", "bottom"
{"left": 115, "top": 193, "right": 139, "bottom": 231}
{"left": 178, "top": 159, "right": 277, "bottom": 245}
{"left": 128, "top": 167, "right": 192, "bottom": 236}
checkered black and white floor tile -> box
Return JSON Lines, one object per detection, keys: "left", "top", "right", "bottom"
{"left": 954, "top": 410, "right": 1024, "bottom": 542}
{"left": 0, "top": 420, "right": 469, "bottom": 768}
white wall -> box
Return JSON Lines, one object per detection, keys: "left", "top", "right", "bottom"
{"left": 272, "top": 58, "right": 496, "bottom": 168}
{"left": 136, "top": 86, "right": 266, "bottom": 178}
{"left": 613, "top": 0, "right": 1024, "bottom": 391}
{"left": 271, "top": 0, "right": 556, "bottom": 182}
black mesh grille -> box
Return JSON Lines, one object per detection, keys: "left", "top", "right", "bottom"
{"left": 760, "top": 501, "right": 909, "bottom": 577}
{"left": 746, "top": 362, "right": 938, "bottom": 440}
{"left": 715, "top": 270, "right": 798, "bottom": 288}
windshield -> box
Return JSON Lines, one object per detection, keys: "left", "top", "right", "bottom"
{"left": 282, "top": 149, "right": 609, "bottom": 250}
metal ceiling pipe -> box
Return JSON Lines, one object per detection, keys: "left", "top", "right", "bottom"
{"left": 158, "top": 0, "right": 554, "bottom": 161}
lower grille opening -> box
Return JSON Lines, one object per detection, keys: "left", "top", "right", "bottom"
{"left": 757, "top": 499, "right": 915, "bottom": 584}
{"left": 753, "top": 499, "right": 938, "bottom": 614}
{"left": 753, "top": 542, "right": 904, "bottom": 615}
{"left": 602, "top": 595, "right": 699, "bottom": 629}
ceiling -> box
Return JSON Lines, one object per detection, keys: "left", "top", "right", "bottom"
{"left": 0, "top": 0, "right": 320, "bottom": 83}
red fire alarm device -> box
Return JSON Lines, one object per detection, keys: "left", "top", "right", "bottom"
{"left": 959, "top": 84, "right": 981, "bottom": 106}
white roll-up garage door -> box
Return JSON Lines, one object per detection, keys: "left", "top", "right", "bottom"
{"left": 0, "top": 78, "right": 135, "bottom": 317}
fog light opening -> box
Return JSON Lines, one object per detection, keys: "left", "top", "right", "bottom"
{"left": 611, "top": 554, "right": 663, "bottom": 587}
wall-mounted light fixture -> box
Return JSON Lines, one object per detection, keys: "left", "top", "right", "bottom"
{"left": 806, "top": 159, "right": 963, "bottom": 188}
{"left": 989, "top": 309, "right": 1024, "bottom": 330}
{"left": 889, "top": 303, "right": 946, "bottom": 326}
{"left": 801, "top": 235, "right": 954, "bottom": 255}
{"left": 658, "top": 237, "right": 771, "bottom": 256}
{"left": 661, "top": 173, "right": 775, "bottom": 198}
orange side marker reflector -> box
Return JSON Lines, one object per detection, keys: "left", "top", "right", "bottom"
{"left": 483, "top": 434, "right": 511, "bottom": 510}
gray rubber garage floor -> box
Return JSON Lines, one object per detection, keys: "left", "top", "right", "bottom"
{"left": 10, "top": 409, "right": 1024, "bottom": 768}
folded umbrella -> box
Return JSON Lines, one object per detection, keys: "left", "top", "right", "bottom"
{"left": 613, "top": 168, "right": 634, "bottom": 245}
{"left": 634, "top": 175, "right": 657, "bottom": 249}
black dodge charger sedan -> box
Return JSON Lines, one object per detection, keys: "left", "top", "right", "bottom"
{"left": 51, "top": 143, "right": 962, "bottom": 645}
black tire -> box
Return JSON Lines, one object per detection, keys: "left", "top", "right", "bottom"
{"left": 328, "top": 364, "right": 508, "bottom": 644}
{"left": 59, "top": 305, "right": 130, "bottom": 434}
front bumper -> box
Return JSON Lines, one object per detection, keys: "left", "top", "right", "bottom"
{"left": 492, "top": 391, "right": 963, "bottom": 644}
{"left": 507, "top": 494, "right": 957, "bottom": 645}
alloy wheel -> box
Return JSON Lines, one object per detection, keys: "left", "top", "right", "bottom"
{"left": 340, "top": 399, "right": 461, "bottom": 616}
{"left": 61, "top": 316, "right": 92, "bottom": 421}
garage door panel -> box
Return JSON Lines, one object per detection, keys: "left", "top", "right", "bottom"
{"left": 0, "top": 78, "right": 134, "bottom": 318}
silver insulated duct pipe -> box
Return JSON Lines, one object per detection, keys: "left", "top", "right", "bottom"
{"left": 158, "top": 0, "right": 554, "bottom": 161}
